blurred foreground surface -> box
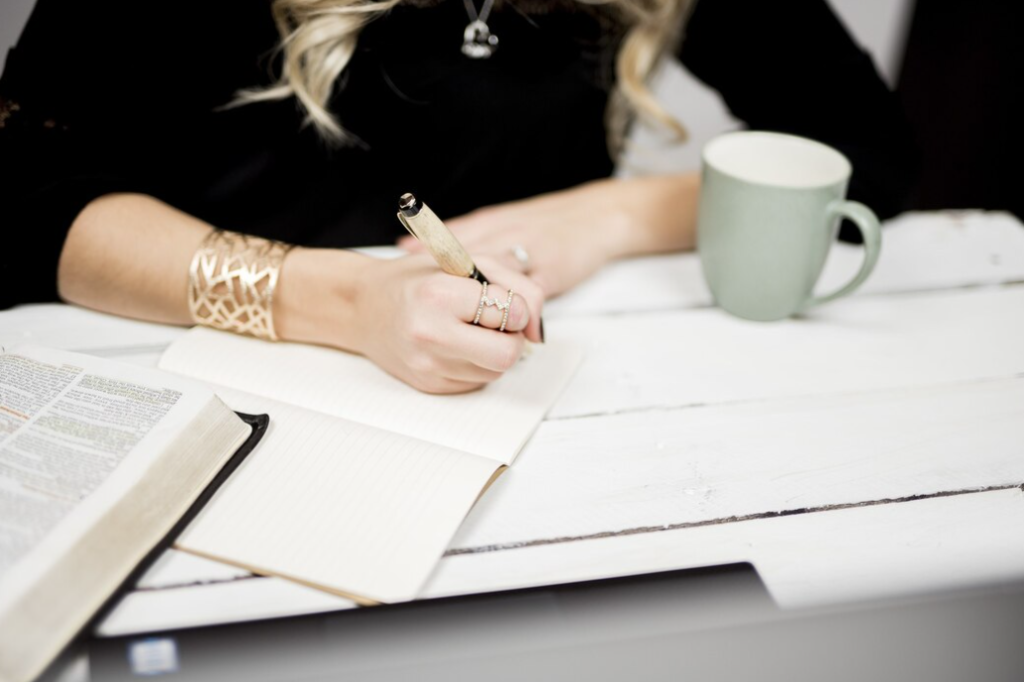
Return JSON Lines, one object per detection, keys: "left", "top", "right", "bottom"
{"left": 83, "top": 564, "right": 1024, "bottom": 682}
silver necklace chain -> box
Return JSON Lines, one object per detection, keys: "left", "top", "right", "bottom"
{"left": 462, "top": 0, "right": 495, "bottom": 24}
{"left": 461, "top": 0, "right": 499, "bottom": 58}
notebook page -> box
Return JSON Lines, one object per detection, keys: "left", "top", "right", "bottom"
{"left": 160, "top": 328, "right": 582, "bottom": 465}
{"left": 176, "top": 387, "right": 502, "bottom": 604}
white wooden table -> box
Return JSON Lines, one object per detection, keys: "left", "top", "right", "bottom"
{"left": 3, "top": 210, "right": 1023, "bottom": 642}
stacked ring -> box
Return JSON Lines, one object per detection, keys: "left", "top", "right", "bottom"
{"left": 471, "top": 281, "right": 515, "bottom": 333}
{"left": 473, "top": 281, "right": 489, "bottom": 325}
{"left": 499, "top": 288, "right": 514, "bottom": 332}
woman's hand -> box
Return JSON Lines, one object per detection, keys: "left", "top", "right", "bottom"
{"left": 60, "top": 194, "right": 541, "bottom": 395}
{"left": 397, "top": 173, "right": 700, "bottom": 297}
{"left": 277, "top": 249, "right": 544, "bottom": 394}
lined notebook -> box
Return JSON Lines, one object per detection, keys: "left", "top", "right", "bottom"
{"left": 158, "top": 328, "right": 582, "bottom": 603}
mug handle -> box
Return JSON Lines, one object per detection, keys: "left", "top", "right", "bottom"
{"left": 802, "top": 200, "right": 882, "bottom": 309}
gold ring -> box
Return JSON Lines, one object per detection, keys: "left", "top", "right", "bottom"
{"left": 473, "top": 281, "right": 489, "bottom": 325}
{"left": 499, "top": 288, "right": 514, "bottom": 332}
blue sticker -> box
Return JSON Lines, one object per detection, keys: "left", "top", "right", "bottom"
{"left": 127, "top": 637, "right": 179, "bottom": 676}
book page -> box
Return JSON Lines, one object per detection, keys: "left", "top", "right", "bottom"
{"left": 0, "top": 346, "right": 250, "bottom": 682}
{"left": 0, "top": 349, "right": 208, "bottom": 582}
{"left": 176, "top": 387, "right": 503, "bottom": 604}
{"left": 160, "top": 328, "right": 583, "bottom": 465}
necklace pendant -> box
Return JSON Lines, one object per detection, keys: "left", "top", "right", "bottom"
{"left": 462, "top": 19, "right": 498, "bottom": 59}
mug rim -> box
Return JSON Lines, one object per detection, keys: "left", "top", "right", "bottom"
{"left": 702, "top": 131, "right": 852, "bottom": 190}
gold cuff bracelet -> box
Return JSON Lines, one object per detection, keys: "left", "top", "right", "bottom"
{"left": 188, "top": 230, "right": 293, "bottom": 341}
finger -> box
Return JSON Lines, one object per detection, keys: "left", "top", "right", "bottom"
{"left": 436, "top": 356, "right": 507, "bottom": 384}
{"left": 410, "top": 374, "right": 487, "bottom": 395}
{"left": 473, "top": 258, "right": 545, "bottom": 343}
{"left": 406, "top": 339, "right": 513, "bottom": 391}
{"left": 465, "top": 284, "right": 531, "bottom": 333}
{"left": 441, "top": 324, "right": 527, "bottom": 374}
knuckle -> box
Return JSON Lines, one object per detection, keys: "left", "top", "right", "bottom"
{"left": 408, "top": 327, "right": 430, "bottom": 345}
{"left": 408, "top": 320, "right": 437, "bottom": 345}
{"left": 408, "top": 352, "right": 438, "bottom": 376}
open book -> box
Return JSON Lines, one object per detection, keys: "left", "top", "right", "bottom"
{"left": 0, "top": 346, "right": 260, "bottom": 682}
{"left": 158, "top": 327, "right": 583, "bottom": 605}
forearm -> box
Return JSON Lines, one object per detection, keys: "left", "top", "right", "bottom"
{"left": 607, "top": 171, "right": 700, "bottom": 259}
{"left": 58, "top": 194, "right": 210, "bottom": 324}
{"left": 55, "top": 193, "right": 367, "bottom": 350}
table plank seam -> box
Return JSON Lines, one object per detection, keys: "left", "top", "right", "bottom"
{"left": 444, "top": 483, "right": 1024, "bottom": 556}
{"left": 126, "top": 483, "right": 1024, "bottom": 596}
{"left": 132, "top": 574, "right": 263, "bottom": 594}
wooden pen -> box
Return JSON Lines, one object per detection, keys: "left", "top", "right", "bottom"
{"left": 397, "top": 193, "right": 490, "bottom": 284}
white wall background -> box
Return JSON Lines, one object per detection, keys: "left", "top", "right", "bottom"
{"left": 1, "top": 0, "right": 914, "bottom": 174}
{"left": 0, "top": 0, "right": 35, "bottom": 70}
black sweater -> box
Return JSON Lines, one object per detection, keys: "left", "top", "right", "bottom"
{"left": 0, "top": 0, "right": 917, "bottom": 309}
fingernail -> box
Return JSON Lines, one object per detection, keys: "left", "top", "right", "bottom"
{"left": 540, "top": 318, "right": 546, "bottom": 343}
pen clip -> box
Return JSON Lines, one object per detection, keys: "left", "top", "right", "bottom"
{"left": 396, "top": 212, "right": 420, "bottom": 240}
{"left": 396, "top": 194, "right": 487, "bottom": 282}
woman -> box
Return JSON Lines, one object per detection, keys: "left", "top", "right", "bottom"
{"left": 0, "top": 0, "right": 916, "bottom": 392}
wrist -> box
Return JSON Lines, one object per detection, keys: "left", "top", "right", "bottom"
{"left": 274, "top": 247, "right": 372, "bottom": 352}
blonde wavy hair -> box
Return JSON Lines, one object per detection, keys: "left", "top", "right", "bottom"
{"left": 239, "top": 0, "right": 693, "bottom": 153}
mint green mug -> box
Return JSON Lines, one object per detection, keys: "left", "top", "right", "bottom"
{"left": 697, "top": 131, "right": 881, "bottom": 321}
